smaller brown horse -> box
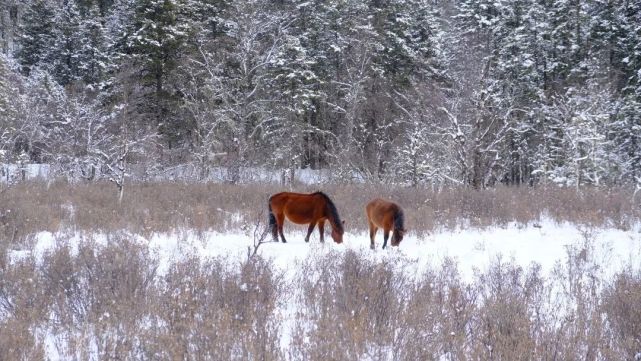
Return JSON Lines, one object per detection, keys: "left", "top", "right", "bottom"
{"left": 366, "top": 198, "right": 406, "bottom": 249}
{"left": 268, "top": 191, "right": 345, "bottom": 244}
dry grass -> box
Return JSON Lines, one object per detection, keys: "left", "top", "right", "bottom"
{"left": 0, "top": 236, "right": 284, "bottom": 360}
{"left": 289, "top": 250, "right": 408, "bottom": 360}
{"left": 1, "top": 181, "right": 640, "bottom": 359}
{"left": 602, "top": 270, "right": 641, "bottom": 360}
{"left": 0, "top": 235, "right": 640, "bottom": 360}
{"left": 1, "top": 182, "right": 638, "bottom": 248}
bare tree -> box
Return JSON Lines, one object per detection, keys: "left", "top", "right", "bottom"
{"left": 246, "top": 210, "right": 273, "bottom": 259}
{"left": 184, "top": 1, "right": 289, "bottom": 183}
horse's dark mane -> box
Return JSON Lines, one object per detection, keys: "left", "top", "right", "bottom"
{"left": 393, "top": 208, "right": 404, "bottom": 232}
{"left": 314, "top": 191, "right": 344, "bottom": 232}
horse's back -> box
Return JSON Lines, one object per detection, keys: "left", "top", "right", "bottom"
{"left": 366, "top": 198, "right": 400, "bottom": 228}
{"left": 366, "top": 198, "right": 400, "bottom": 212}
{"left": 270, "top": 192, "right": 318, "bottom": 206}
{"left": 269, "top": 192, "right": 326, "bottom": 223}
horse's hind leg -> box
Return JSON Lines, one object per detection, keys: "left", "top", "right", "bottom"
{"left": 277, "top": 213, "right": 287, "bottom": 243}
{"left": 304, "top": 222, "right": 315, "bottom": 243}
{"left": 382, "top": 229, "right": 390, "bottom": 249}
{"left": 269, "top": 207, "right": 278, "bottom": 242}
{"left": 369, "top": 222, "right": 378, "bottom": 250}
{"left": 318, "top": 220, "right": 325, "bottom": 243}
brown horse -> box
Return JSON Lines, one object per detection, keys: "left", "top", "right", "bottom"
{"left": 366, "top": 198, "right": 406, "bottom": 249}
{"left": 268, "top": 191, "right": 345, "bottom": 244}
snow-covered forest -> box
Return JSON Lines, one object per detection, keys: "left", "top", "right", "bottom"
{"left": 1, "top": 0, "right": 639, "bottom": 187}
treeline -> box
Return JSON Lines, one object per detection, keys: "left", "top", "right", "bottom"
{"left": 0, "top": 0, "right": 639, "bottom": 187}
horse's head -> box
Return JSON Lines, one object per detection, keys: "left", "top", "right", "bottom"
{"left": 331, "top": 220, "right": 346, "bottom": 243}
{"left": 391, "top": 228, "right": 406, "bottom": 246}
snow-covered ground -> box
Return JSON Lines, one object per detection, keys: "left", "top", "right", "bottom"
{"left": 0, "top": 163, "right": 336, "bottom": 184}
{"left": 8, "top": 219, "right": 641, "bottom": 360}
{"left": 11, "top": 219, "right": 641, "bottom": 282}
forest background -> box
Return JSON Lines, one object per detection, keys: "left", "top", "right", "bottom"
{"left": 0, "top": 0, "right": 640, "bottom": 188}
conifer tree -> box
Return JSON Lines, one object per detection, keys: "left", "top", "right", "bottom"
{"left": 49, "top": 0, "right": 83, "bottom": 86}
{"left": 15, "top": 0, "right": 55, "bottom": 74}
{"left": 77, "top": 4, "right": 110, "bottom": 87}
{"left": 126, "top": 0, "right": 189, "bottom": 145}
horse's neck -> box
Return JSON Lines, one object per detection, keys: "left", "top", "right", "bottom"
{"left": 324, "top": 205, "right": 339, "bottom": 230}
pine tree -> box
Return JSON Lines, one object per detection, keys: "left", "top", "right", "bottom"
{"left": 0, "top": 56, "right": 14, "bottom": 159}
{"left": 369, "top": 0, "right": 442, "bottom": 87}
{"left": 547, "top": 0, "right": 589, "bottom": 90}
{"left": 126, "top": 0, "right": 189, "bottom": 145}
{"left": 75, "top": 0, "right": 116, "bottom": 16}
{"left": 15, "top": 0, "right": 55, "bottom": 74}
{"left": 0, "top": 56, "right": 9, "bottom": 116}
{"left": 49, "top": 0, "right": 83, "bottom": 86}
{"left": 602, "top": 1, "right": 641, "bottom": 184}
{"left": 183, "top": 0, "right": 227, "bottom": 40}
{"left": 77, "top": 4, "right": 110, "bottom": 87}
{"left": 0, "top": 1, "right": 25, "bottom": 54}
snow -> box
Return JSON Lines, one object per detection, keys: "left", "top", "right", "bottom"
{"left": 7, "top": 219, "right": 641, "bottom": 358}
{"left": 0, "top": 163, "right": 51, "bottom": 182}
{"left": 0, "top": 163, "right": 339, "bottom": 185}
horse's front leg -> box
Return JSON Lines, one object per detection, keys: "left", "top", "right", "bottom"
{"left": 279, "top": 227, "right": 288, "bottom": 243}
{"left": 318, "top": 220, "right": 325, "bottom": 243}
{"left": 382, "top": 230, "right": 390, "bottom": 249}
{"left": 304, "top": 222, "right": 316, "bottom": 243}
{"left": 277, "top": 214, "right": 287, "bottom": 243}
{"left": 369, "top": 223, "right": 377, "bottom": 250}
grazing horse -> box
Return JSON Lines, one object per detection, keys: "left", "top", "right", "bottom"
{"left": 268, "top": 191, "right": 345, "bottom": 244}
{"left": 366, "top": 198, "right": 406, "bottom": 249}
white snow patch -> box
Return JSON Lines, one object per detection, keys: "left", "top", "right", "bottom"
{"left": 9, "top": 219, "right": 641, "bottom": 282}
{"left": 7, "top": 220, "right": 641, "bottom": 359}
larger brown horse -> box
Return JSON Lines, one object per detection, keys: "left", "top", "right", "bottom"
{"left": 366, "top": 198, "right": 406, "bottom": 249}
{"left": 268, "top": 191, "right": 345, "bottom": 244}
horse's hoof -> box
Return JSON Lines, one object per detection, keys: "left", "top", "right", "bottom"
{"left": 370, "top": 244, "right": 375, "bottom": 250}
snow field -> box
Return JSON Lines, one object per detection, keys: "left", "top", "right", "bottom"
{"left": 8, "top": 219, "right": 641, "bottom": 359}
{"left": 15, "top": 218, "right": 639, "bottom": 282}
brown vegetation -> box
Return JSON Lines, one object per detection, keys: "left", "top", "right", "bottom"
{"left": 1, "top": 182, "right": 640, "bottom": 359}
{"left": 1, "top": 237, "right": 640, "bottom": 360}
{"left": 1, "top": 181, "right": 638, "bottom": 248}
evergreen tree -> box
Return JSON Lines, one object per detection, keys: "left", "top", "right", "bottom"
{"left": 369, "top": 0, "right": 442, "bottom": 87}
{"left": 49, "top": 0, "right": 83, "bottom": 86}
{"left": 546, "top": 0, "right": 589, "bottom": 90}
{"left": 77, "top": 4, "right": 110, "bottom": 87}
{"left": 183, "top": 0, "right": 228, "bottom": 40}
{"left": 0, "top": 56, "right": 14, "bottom": 160}
{"left": 0, "top": 56, "right": 9, "bottom": 117}
{"left": 15, "top": 0, "right": 55, "bottom": 74}
{"left": 601, "top": 1, "right": 641, "bottom": 184}
{"left": 0, "top": 1, "right": 25, "bottom": 55}
{"left": 126, "top": 0, "right": 189, "bottom": 145}
{"left": 75, "top": 0, "right": 115, "bottom": 16}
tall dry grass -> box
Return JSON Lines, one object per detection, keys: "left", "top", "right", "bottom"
{"left": 1, "top": 181, "right": 640, "bottom": 359}
{"left": 1, "top": 181, "right": 638, "bottom": 248}
{"left": 0, "top": 234, "right": 640, "bottom": 360}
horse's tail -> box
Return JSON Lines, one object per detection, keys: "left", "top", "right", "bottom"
{"left": 268, "top": 199, "right": 278, "bottom": 241}
{"left": 393, "top": 208, "right": 405, "bottom": 232}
